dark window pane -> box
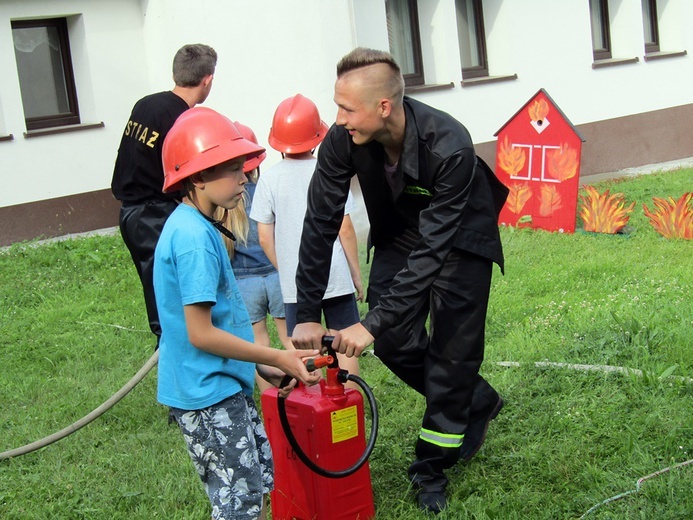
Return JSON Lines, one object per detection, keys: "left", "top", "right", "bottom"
{"left": 589, "top": 0, "right": 612, "bottom": 60}
{"left": 387, "top": 0, "right": 416, "bottom": 74}
{"left": 11, "top": 18, "right": 80, "bottom": 130}
{"left": 13, "top": 26, "right": 70, "bottom": 118}
{"left": 386, "top": 0, "right": 424, "bottom": 86}
{"left": 456, "top": 0, "right": 488, "bottom": 78}
{"left": 457, "top": 0, "right": 479, "bottom": 68}
{"left": 590, "top": 3, "right": 606, "bottom": 51}
{"left": 642, "top": 0, "right": 659, "bottom": 53}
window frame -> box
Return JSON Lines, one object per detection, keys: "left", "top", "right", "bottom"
{"left": 11, "top": 17, "right": 81, "bottom": 131}
{"left": 456, "top": 0, "right": 489, "bottom": 80}
{"left": 385, "top": 0, "right": 425, "bottom": 87}
{"left": 589, "top": 0, "right": 612, "bottom": 61}
{"left": 642, "top": 0, "right": 660, "bottom": 54}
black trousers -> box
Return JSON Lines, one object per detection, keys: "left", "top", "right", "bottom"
{"left": 119, "top": 200, "right": 178, "bottom": 345}
{"left": 367, "top": 245, "right": 499, "bottom": 492}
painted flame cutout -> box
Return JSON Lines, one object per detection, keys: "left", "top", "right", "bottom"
{"left": 643, "top": 192, "right": 693, "bottom": 239}
{"left": 579, "top": 186, "right": 635, "bottom": 234}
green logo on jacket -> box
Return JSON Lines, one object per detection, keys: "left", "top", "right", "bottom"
{"left": 403, "top": 185, "right": 433, "bottom": 197}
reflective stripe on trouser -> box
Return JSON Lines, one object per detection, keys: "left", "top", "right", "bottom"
{"left": 368, "top": 245, "right": 497, "bottom": 492}
{"left": 419, "top": 428, "right": 464, "bottom": 448}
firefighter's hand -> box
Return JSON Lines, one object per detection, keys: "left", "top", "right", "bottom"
{"left": 333, "top": 323, "right": 374, "bottom": 358}
{"left": 291, "top": 322, "right": 328, "bottom": 351}
{"left": 273, "top": 349, "right": 322, "bottom": 387}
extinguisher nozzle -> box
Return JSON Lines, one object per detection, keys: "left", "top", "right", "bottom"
{"left": 304, "top": 355, "right": 334, "bottom": 372}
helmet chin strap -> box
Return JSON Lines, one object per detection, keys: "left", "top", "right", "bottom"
{"left": 186, "top": 198, "right": 236, "bottom": 242}
{"left": 205, "top": 213, "right": 237, "bottom": 242}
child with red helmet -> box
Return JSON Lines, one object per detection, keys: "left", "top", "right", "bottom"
{"left": 155, "top": 106, "right": 320, "bottom": 520}
{"left": 250, "top": 94, "right": 362, "bottom": 382}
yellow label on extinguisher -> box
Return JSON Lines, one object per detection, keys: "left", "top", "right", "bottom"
{"left": 331, "top": 405, "right": 359, "bottom": 443}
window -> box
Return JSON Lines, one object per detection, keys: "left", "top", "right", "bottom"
{"left": 641, "top": 0, "right": 659, "bottom": 54}
{"left": 385, "top": 0, "right": 424, "bottom": 87}
{"left": 12, "top": 18, "right": 80, "bottom": 131}
{"left": 589, "top": 0, "right": 612, "bottom": 61}
{"left": 455, "top": 0, "right": 489, "bottom": 79}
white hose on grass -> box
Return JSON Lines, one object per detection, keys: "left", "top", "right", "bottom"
{"left": 579, "top": 459, "right": 693, "bottom": 518}
{"left": 495, "top": 360, "right": 693, "bottom": 384}
{"left": 0, "top": 350, "right": 158, "bottom": 461}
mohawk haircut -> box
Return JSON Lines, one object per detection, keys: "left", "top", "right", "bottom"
{"left": 336, "top": 47, "right": 405, "bottom": 105}
{"left": 336, "top": 47, "right": 401, "bottom": 76}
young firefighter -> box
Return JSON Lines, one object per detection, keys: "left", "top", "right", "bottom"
{"left": 250, "top": 94, "right": 363, "bottom": 382}
{"left": 155, "top": 107, "right": 321, "bottom": 520}
{"left": 291, "top": 48, "right": 509, "bottom": 513}
{"left": 216, "top": 121, "right": 294, "bottom": 392}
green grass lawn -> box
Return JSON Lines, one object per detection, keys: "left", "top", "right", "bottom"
{"left": 1, "top": 169, "right": 691, "bottom": 519}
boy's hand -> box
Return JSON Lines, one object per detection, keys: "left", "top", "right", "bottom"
{"left": 274, "top": 349, "right": 322, "bottom": 388}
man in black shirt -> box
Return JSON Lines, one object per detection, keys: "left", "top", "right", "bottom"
{"left": 111, "top": 43, "right": 217, "bottom": 348}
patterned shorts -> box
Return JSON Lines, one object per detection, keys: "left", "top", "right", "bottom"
{"left": 170, "top": 393, "right": 274, "bottom": 520}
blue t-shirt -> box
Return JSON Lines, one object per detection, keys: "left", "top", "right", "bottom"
{"left": 154, "top": 203, "right": 256, "bottom": 410}
{"left": 231, "top": 182, "right": 277, "bottom": 278}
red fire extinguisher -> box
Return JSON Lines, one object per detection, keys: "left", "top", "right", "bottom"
{"left": 261, "top": 336, "right": 379, "bottom": 520}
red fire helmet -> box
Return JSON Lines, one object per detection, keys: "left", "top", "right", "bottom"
{"left": 233, "top": 121, "right": 267, "bottom": 173}
{"left": 162, "top": 107, "right": 265, "bottom": 193}
{"left": 268, "top": 94, "right": 328, "bottom": 154}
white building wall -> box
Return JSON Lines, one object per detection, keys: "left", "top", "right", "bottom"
{"left": 0, "top": 0, "right": 357, "bottom": 208}
{"left": 0, "top": 0, "right": 150, "bottom": 207}
{"left": 350, "top": 0, "right": 693, "bottom": 144}
{"left": 138, "top": 0, "right": 356, "bottom": 171}
{"left": 1, "top": 0, "right": 692, "bottom": 212}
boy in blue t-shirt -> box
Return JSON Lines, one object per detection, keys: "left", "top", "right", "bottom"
{"left": 154, "top": 106, "right": 320, "bottom": 520}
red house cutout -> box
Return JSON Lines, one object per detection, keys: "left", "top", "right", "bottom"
{"left": 494, "top": 89, "right": 585, "bottom": 233}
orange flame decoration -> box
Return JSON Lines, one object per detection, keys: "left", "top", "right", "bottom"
{"left": 579, "top": 186, "right": 635, "bottom": 234}
{"left": 506, "top": 183, "right": 532, "bottom": 214}
{"left": 498, "top": 136, "right": 526, "bottom": 176}
{"left": 642, "top": 192, "right": 693, "bottom": 239}
{"left": 539, "top": 184, "right": 562, "bottom": 216}
{"left": 528, "top": 99, "right": 549, "bottom": 123}
{"left": 546, "top": 144, "right": 578, "bottom": 182}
